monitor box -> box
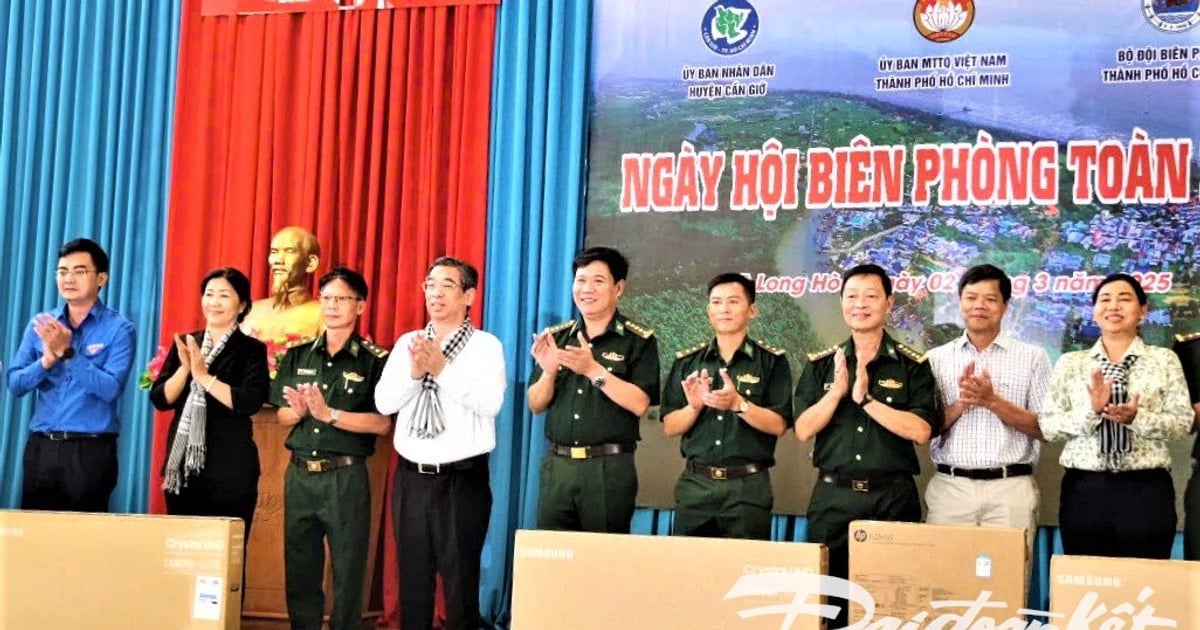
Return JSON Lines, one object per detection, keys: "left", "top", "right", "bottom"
{"left": 1050, "top": 554, "right": 1200, "bottom": 627}
{"left": 513, "top": 529, "right": 828, "bottom": 629}
{"left": 848, "top": 520, "right": 1027, "bottom": 626}
{"left": 0, "top": 510, "right": 244, "bottom": 629}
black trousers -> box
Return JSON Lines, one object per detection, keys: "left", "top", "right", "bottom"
{"left": 807, "top": 475, "right": 921, "bottom": 629}
{"left": 1060, "top": 467, "right": 1177, "bottom": 559}
{"left": 22, "top": 433, "right": 118, "bottom": 512}
{"left": 393, "top": 455, "right": 492, "bottom": 630}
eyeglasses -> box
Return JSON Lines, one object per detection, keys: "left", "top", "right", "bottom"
{"left": 422, "top": 280, "right": 461, "bottom": 292}
{"left": 318, "top": 294, "right": 361, "bottom": 305}
{"left": 56, "top": 268, "right": 95, "bottom": 279}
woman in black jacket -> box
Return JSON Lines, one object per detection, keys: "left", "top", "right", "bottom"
{"left": 151, "top": 267, "right": 268, "bottom": 534}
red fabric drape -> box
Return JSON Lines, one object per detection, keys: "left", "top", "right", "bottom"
{"left": 155, "top": 1, "right": 496, "bottom": 626}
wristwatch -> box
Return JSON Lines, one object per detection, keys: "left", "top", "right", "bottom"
{"left": 591, "top": 373, "right": 608, "bottom": 389}
{"left": 861, "top": 392, "right": 875, "bottom": 406}
{"left": 59, "top": 347, "right": 75, "bottom": 360}
{"left": 737, "top": 398, "right": 750, "bottom": 414}
{"left": 329, "top": 409, "right": 342, "bottom": 426}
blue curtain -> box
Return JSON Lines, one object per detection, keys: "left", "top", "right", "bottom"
{"left": 0, "top": 1, "right": 180, "bottom": 513}
{"left": 480, "top": 0, "right": 592, "bottom": 624}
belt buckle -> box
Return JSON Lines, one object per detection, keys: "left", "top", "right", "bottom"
{"left": 47, "top": 432, "right": 67, "bottom": 441}
{"left": 306, "top": 459, "right": 325, "bottom": 473}
{"left": 711, "top": 467, "right": 727, "bottom": 480}
{"left": 851, "top": 479, "right": 869, "bottom": 493}
{"left": 417, "top": 462, "right": 440, "bottom": 474}
{"left": 569, "top": 446, "right": 588, "bottom": 460}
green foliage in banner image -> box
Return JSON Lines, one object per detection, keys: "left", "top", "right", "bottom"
{"left": 622, "top": 291, "right": 820, "bottom": 380}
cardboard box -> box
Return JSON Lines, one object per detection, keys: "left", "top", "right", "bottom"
{"left": 848, "top": 521, "right": 1027, "bottom": 626}
{"left": 0, "top": 510, "right": 244, "bottom": 629}
{"left": 512, "top": 529, "right": 827, "bottom": 629}
{"left": 1050, "top": 555, "right": 1200, "bottom": 626}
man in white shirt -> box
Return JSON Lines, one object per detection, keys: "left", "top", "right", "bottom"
{"left": 925, "top": 264, "right": 1051, "bottom": 549}
{"left": 375, "top": 257, "right": 506, "bottom": 630}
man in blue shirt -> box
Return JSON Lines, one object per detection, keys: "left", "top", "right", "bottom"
{"left": 7, "top": 238, "right": 136, "bottom": 512}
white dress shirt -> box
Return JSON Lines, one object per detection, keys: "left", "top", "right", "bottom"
{"left": 927, "top": 333, "right": 1051, "bottom": 468}
{"left": 376, "top": 329, "right": 506, "bottom": 465}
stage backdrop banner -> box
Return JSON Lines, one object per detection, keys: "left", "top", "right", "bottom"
{"left": 587, "top": 1, "right": 1200, "bottom": 523}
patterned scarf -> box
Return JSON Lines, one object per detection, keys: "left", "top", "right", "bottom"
{"left": 162, "top": 328, "right": 234, "bottom": 494}
{"left": 1097, "top": 354, "right": 1138, "bottom": 468}
{"left": 407, "top": 319, "right": 474, "bottom": 439}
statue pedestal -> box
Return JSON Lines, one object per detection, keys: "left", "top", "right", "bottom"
{"left": 242, "top": 408, "right": 390, "bottom": 621}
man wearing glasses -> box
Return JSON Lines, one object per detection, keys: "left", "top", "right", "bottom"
{"left": 271, "top": 266, "right": 391, "bottom": 630}
{"left": 376, "top": 256, "right": 506, "bottom": 630}
{"left": 7, "top": 238, "right": 136, "bottom": 512}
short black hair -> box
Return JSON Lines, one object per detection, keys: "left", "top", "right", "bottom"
{"left": 707, "top": 272, "right": 756, "bottom": 303}
{"left": 428, "top": 256, "right": 479, "bottom": 291}
{"left": 59, "top": 238, "right": 110, "bottom": 274}
{"left": 958, "top": 264, "right": 1012, "bottom": 303}
{"left": 841, "top": 263, "right": 892, "bottom": 297}
{"left": 319, "top": 266, "right": 369, "bottom": 300}
{"left": 573, "top": 246, "right": 630, "bottom": 283}
{"left": 1092, "top": 272, "right": 1147, "bottom": 306}
{"left": 201, "top": 267, "right": 253, "bottom": 323}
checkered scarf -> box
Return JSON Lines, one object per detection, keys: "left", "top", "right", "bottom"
{"left": 162, "top": 328, "right": 234, "bottom": 494}
{"left": 1096, "top": 354, "right": 1138, "bottom": 468}
{"left": 407, "top": 319, "right": 474, "bottom": 439}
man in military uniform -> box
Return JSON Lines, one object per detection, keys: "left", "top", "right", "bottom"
{"left": 272, "top": 267, "right": 391, "bottom": 630}
{"left": 528, "top": 246, "right": 660, "bottom": 533}
{"left": 794, "top": 263, "right": 940, "bottom": 628}
{"left": 661, "top": 273, "right": 792, "bottom": 540}
{"left": 1174, "top": 330, "right": 1200, "bottom": 560}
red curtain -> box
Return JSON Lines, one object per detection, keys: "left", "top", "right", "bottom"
{"left": 154, "top": 1, "right": 497, "bottom": 626}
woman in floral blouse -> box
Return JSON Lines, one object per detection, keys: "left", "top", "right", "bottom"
{"left": 1040, "top": 273, "right": 1192, "bottom": 558}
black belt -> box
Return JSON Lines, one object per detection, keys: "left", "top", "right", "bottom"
{"left": 34, "top": 431, "right": 116, "bottom": 441}
{"left": 549, "top": 442, "right": 635, "bottom": 460}
{"left": 936, "top": 463, "right": 1033, "bottom": 480}
{"left": 685, "top": 459, "right": 768, "bottom": 481}
{"left": 819, "top": 470, "right": 910, "bottom": 493}
{"left": 399, "top": 454, "right": 487, "bottom": 475}
{"left": 291, "top": 454, "right": 363, "bottom": 473}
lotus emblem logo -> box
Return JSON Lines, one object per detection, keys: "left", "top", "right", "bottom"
{"left": 913, "top": 0, "right": 975, "bottom": 43}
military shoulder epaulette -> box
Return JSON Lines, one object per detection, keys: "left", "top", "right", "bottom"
{"left": 896, "top": 342, "right": 927, "bottom": 363}
{"left": 286, "top": 337, "right": 313, "bottom": 350}
{"left": 753, "top": 339, "right": 786, "bottom": 356}
{"left": 362, "top": 339, "right": 389, "bottom": 358}
{"left": 675, "top": 343, "right": 706, "bottom": 359}
{"left": 545, "top": 320, "right": 574, "bottom": 335}
{"left": 622, "top": 318, "right": 654, "bottom": 339}
{"left": 1175, "top": 331, "right": 1200, "bottom": 343}
{"left": 806, "top": 346, "right": 838, "bottom": 362}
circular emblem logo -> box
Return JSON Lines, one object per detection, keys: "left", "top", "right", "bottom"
{"left": 913, "top": 0, "right": 975, "bottom": 43}
{"left": 854, "top": 529, "right": 868, "bottom": 542}
{"left": 1143, "top": 0, "right": 1200, "bottom": 32}
{"left": 701, "top": 1, "right": 760, "bottom": 56}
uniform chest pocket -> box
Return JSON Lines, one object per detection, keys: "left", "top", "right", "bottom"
{"left": 731, "top": 373, "right": 763, "bottom": 404}
{"left": 872, "top": 376, "right": 909, "bottom": 407}
{"left": 330, "top": 371, "right": 372, "bottom": 410}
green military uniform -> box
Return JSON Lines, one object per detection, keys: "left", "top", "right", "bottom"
{"left": 270, "top": 332, "right": 388, "bottom": 630}
{"left": 1174, "top": 331, "right": 1200, "bottom": 561}
{"left": 532, "top": 311, "right": 659, "bottom": 533}
{"left": 661, "top": 337, "right": 793, "bottom": 539}
{"left": 793, "top": 332, "right": 939, "bottom": 594}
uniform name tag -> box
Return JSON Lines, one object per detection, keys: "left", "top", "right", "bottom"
{"left": 297, "top": 368, "right": 318, "bottom": 376}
